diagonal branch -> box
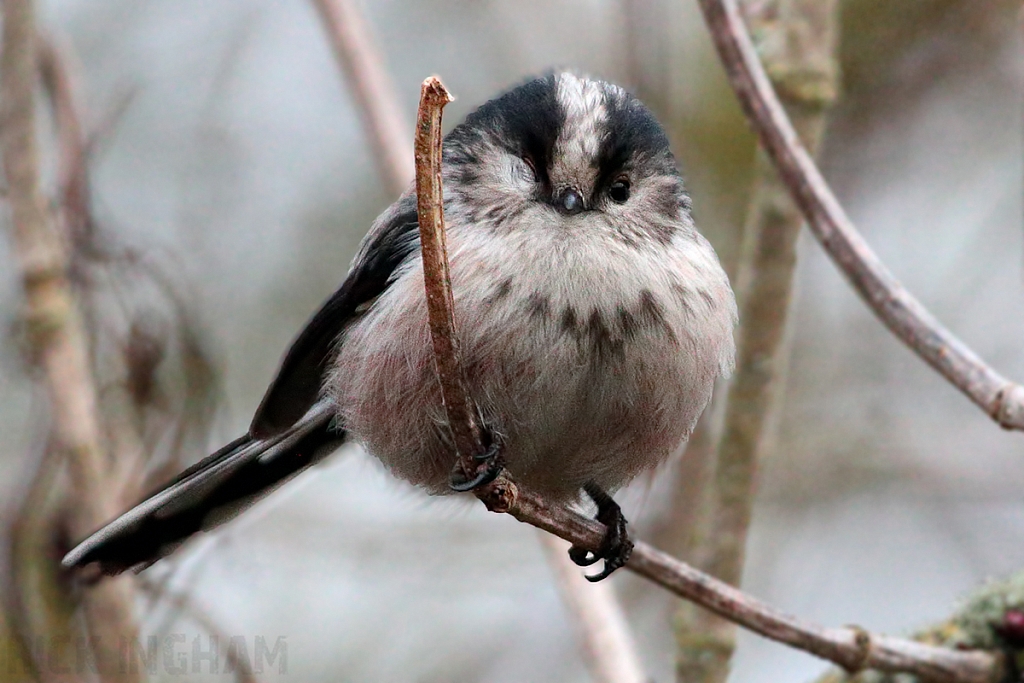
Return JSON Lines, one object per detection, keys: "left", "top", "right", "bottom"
{"left": 411, "top": 76, "right": 1001, "bottom": 683}
{"left": 695, "top": 0, "right": 1024, "bottom": 432}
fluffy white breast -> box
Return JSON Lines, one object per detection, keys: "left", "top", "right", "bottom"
{"left": 328, "top": 215, "right": 736, "bottom": 500}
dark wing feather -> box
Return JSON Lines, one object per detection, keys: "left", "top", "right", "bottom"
{"left": 250, "top": 194, "right": 420, "bottom": 437}
{"left": 62, "top": 405, "right": 342, "bottom": 574}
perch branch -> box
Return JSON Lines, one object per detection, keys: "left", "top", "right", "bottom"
{"left": 695, "top": 0, "right": 1024, "bottom": 431}
{"left": 513, "top": 491, "right": 999, "bottom": 683}
{"left": 311, "top": 0, "right": 414, "bottom": 195}
{"left": 411, "top": 76, "right": 1000, "bottom": 683}
{"left": 0, "top": 2, "right": 141, "bottom": 681}
{"left": 414, "top": 76, "right": 490, "bottom": 478}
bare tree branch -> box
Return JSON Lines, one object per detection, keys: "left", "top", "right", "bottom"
{"left": 676, "top": 1, "right": 842, "bottom": 680}
{"left": 410, "top": 75, "right": 1001, "bottom": 683}
{"left": 410, "top": 76, "right": 648, "bottom": 682}
{"left": 538, "top": 533, "right": 647, "bottom": 683}
{"left": 694, "top": 0, "right": 1024, "bottom": 432}
{"left": 5, "top": 435, "right": 75, "bottom": 683}
{"left": 311, "top": 0, "right": 414, "bottom": 195}
{"left": 0, "top": 2, "right": 141, "bottom": 681}
{"left": 514, "top": 494, "right": 1000, "bottom": 683}
{"left": 37, "top": 35, "right": 92, "bottom": 251}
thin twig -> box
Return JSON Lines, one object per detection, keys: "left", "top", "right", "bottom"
{"left": 538, "top": 533, "right": 647, "bottom": 683}
{"left": 311, "top": 0, "right": 414, "bottom": 195}
{"left": 37, "top": 35, "right": 92, "bottom": 250}
{"left": 414, "top": 76, "right": 490, "bottom": 479}
{"left": 0, "top": 2, "right": 141, "bottom": 681}
{"left": 410, "top": 75, "right": 1000, "bottom": 683}
{"left": 511, "top": 490, "right": 999, "bottom": 683}
{"left": 694, "top": 0, "right": 1024, "bottom": 431}
{"left": 411, "top": 77, "right": 645, "bottom": 681}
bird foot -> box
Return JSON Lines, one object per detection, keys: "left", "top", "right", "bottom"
{"left": 448, "top": 429, "right": 505, "bottom": 492}
{"left": 568, "top": 483, "right": 633, "bottom": 582}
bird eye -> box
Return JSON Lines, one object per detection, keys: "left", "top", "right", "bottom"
{"left": 609, "top": 179, "right": 631, "bottom": 203}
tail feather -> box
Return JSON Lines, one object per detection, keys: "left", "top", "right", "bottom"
{"left": 62, "top": 403, "right": 344, "bottom": 575}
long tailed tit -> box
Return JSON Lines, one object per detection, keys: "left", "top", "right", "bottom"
{"left": 64, "top": 72, "right": 737, "bottom": 582}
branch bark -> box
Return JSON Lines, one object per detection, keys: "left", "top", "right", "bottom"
{"left": 410, "top": 75, "right": 1001, "bottom": 683}
{"left": 694, "top": 0, "right": 1024, "bottom": 432}
{"left": 311, "top": 0, "right": 414, "bottom": 195}
{"left": 676, "top": 2, "right": 841, "bottom": 681}
{"left": 414, "top": 76, "right": 493, "bottom": 482}
{"left": 0, "top": 3, "right": 141, "bottom": 681}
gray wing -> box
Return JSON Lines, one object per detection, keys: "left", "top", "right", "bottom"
{"left": 250, "top": 193, "right": 421, "bottom": 437}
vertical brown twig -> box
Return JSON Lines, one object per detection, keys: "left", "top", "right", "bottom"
{"left": 311, "top": 0, "right": 414, "bottom": 195}
{"left": 409, "top": 75, "right": 646, "bottom": 680}
{"left": 413, "top": 76, "right": 487, "bottom": 477}
{"left": 0, "top": 2, "right": 141, "bottom": 681}
{"left": 675, "top": 2, "right": 841, "bottom": 681}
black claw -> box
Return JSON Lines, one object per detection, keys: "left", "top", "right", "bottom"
{"left": 568, "top": 483, "right": 634, "bottom": 581}
{"left": 568, "top": 545, "right": 600, "bottom": 567}
{"left": 448, "top": 434, "right": 504, "bottom": 492}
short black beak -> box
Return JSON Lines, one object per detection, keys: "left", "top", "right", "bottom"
{"left": 556, "top": 187, "right": 585, "bottom": 215}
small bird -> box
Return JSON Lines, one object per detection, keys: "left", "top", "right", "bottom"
{"left": 63, "top": 71, "right": 736, "bottom": 582}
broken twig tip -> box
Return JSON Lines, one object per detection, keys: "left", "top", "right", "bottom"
{"left": 421, "top": 76, "right": 453, "bottom": 105}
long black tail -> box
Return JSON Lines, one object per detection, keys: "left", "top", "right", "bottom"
{"left": 62, "top": 403, "right": 345, "bottom": 575}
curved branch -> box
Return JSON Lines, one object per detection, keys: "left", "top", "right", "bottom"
{"left": 511, "top": 490, "right": 999, "bottom": 683}
{"left": 695, "top": 0, "right": 1024, "bottom": 431}
{"left": 414, "top": 76, "right": 495, "bottom": 483}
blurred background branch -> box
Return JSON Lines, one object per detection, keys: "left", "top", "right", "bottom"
{"left": 696, "top": 0, "right": 1024, "bottom": 432}
{"left": 539, "top": 533, "right": 646, "bottom": 683}
{"left": 311, "top": 0, "right": 414, "bottom": 195}
{"left": 675, "top": 0, "right": 841, "bottom": 681}
{"left": 0, "top": 0, "right": 141, "bottom": 680}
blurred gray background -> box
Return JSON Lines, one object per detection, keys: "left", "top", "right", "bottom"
{"left": 1, "top": 1, "right": 1022, "bottom": 681}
